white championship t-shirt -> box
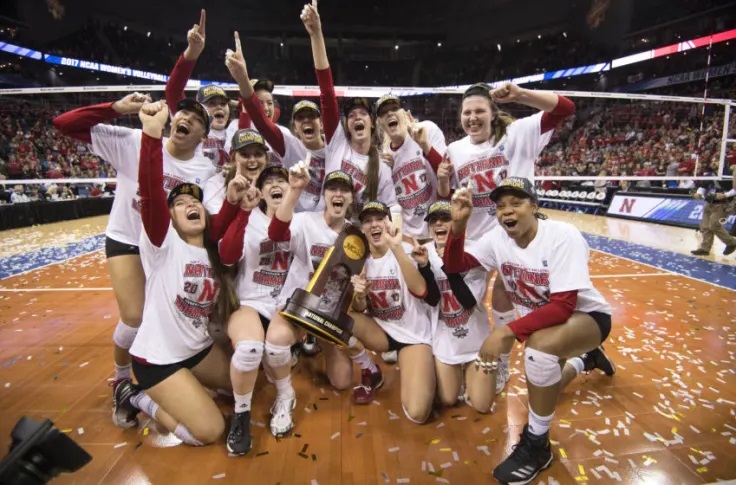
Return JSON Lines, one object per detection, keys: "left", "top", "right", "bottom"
{"left": 235, "top": 207, "right": 293, "bottom": 318}
{"left": 130, "top": 225, "right": 217, "bottom": 364}
{"left": 200, "top": 119, "right": 238, "bottom": 173}
{"left": 467, "top": 220, "right": 612, "bottom": 318}
{"left": 426, "top": 243, "right": 490, "bottom": 365}
{"left": 325, "top": 127, "right": 396, "bottom": 216}
{"left": 364, "top": 250, "right": 432, "bottom": 346}
{"left": 277, "top": 211, "right": 346, "bottom": 306}
{"left": 388, "top": 121, "right": 445, "bottom": 238}
{"left": 90, "top": 125, "right": 215, "bottom": 247}
{"left": 447, "top": 112, "right": 552, "bottom": 240}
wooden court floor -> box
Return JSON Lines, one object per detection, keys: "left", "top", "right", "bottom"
{"left": 0, "top": 211, "right": 734, "bottom": 484}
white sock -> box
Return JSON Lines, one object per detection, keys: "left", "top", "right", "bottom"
{"left": 174, "top": 423, "right": 203, "bottom": 446}
{"left": 350, "top": 350, "right": 378, "bottom": 373}
{"left": 273, "top": 376, "right": 295, "bottom": 400}
{"left": 130, "top": 392, "right": 159, "bottom": 418}
{"left": 234, "top": 391, "right": 253, "bottom": 413}
{"left": 528, "top": 408, "right": 554, "bottom": 436}
{"left": 567, "top": 357, "right": 585, "bottom": 376}
{"left": 114, "top": 363, "right": 131, "bottom": 381}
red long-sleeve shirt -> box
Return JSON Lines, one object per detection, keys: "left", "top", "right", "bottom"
{"left": 138, "top": 133, "right": 169, "bottom": 247}
{"left": 442, "top": 228, "right": 578, "bottom": 342}
{"left": 243, "top": 93, "right": 286, "bottom": 157}
{"left": 52, "top": 102, "right": 121, "bottom": 143}
{"left": 219, "top": 209, "right": 252, "bottom": 265}
{"left": 315, "top": 68, "right": 340, "bottom": 144}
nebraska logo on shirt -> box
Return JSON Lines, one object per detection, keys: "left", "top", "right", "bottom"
{"left": 501, "top": 262, "right": 550, "bottom": 310}
{"left": 254, "top": 239, "right": 291, "bottom": 297}
{"left": 175, "top": 262, "right": 218, "bottom": 327}
{"left": 392, "top": 158, "right": 433, "bottom": 213}
{"left": 437, "top": 278, "right": 471, "bottom": 337}
{"left": 457, "top": 155, "right": 508, "bottom": 209}
{"left": 202, "top": 137, "right": 230, "bottom": 171}
{"left": 305, "top": 155, "right": 326, "bottom": 198}
{"left": 341, "top": 159, "right": 366, "bottom": 194}
{"left": 367, "top": 277, "right": 405, "bottom": 321}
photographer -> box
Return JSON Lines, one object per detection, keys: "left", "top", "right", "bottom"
{"left": 691, "top": 164, "right": 736, "bottom": 257}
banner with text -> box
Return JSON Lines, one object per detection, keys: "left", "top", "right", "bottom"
{"left": 607, "top": 193, "right": 735, "bottom": 230}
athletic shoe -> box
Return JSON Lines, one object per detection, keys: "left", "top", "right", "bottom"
{"left": 112, "top": 379, "right": 140, "bottom": 429}
{"left": 381, "top": 350, "right": 398, "bottom": 364}
{"left": 492, "top": 424, "right": 553, "bottom": 485}
{"left": 691, "top": 249, "right": 709, "bottom": 256}
{"left": 352, "top": 368, "right": 384, "bottom": 404}
{"left": 270, "top": 396, "right": 296, "bottom": 438}
{"left": 724, "top": 244, "right": 736, "bottom": 256}
{"left": 301, "top": 335, "right": 320, "bottom": 356}
{"left": 227, "top": 411, "right": 252, "bottom": 455}
{"left": 496, "top": 359, "right": 510, "bottom": 395}
{"left": 582, "top": 346, "right": 616, "bottom": 376}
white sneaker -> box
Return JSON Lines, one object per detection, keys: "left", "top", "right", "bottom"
{"left": 381, "top": 350, "right": 398, "bottom": 364}
{"left": 495, "top": 363, "right": 509, "bottom": 395}
{"left": 270, "top": 396, "right": 296, "bottom": 438}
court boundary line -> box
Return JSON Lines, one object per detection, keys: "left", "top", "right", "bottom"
{"left": 590, "top": 248, "right": 735, "bottom": 291}
{"left": 590, "top": 272, "right": 671, "bottom": 279}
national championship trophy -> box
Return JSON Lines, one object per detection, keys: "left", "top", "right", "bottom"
{"left": 280, "top": 225, "right": 368, "bottom": 347}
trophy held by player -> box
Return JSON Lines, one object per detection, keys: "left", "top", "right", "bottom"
{"left": 281, "top": 225, "right": 368, "bottom": 347}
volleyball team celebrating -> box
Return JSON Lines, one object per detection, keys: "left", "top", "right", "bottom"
{"left": 53, "top": 2, "right": 617, "bottom": 483}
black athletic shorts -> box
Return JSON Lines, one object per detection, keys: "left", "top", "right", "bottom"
{"left": 132, "top": 345, "right": 212, "bottom": 390}
{"left": 105, "top": 236, "right": 140, "bottom": 258}
{"left": 589, "top": 311, "right": 612, "bottom": 344}
{"left": 385, "top": 333, "right": 411, "bottom": 353}
{"left": 259, "top": 313, "right": 270, "bottom": 331}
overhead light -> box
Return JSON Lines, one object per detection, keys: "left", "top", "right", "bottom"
{"left": 123, "top": 26, "right": 128, "bottom": 31}
{"left": 516, "top": 39, "right": 520, "bottom": 43}
{"left": 364, "top": 65, "right": 368, "bottom": 69}
{"left": 537, "top": 34, "right": 541, "bottom": 39}
{"left": 280, "top": 42, "right": 284, "bottom": 47}
{"left": 147, "top": 32, "right": 151, "bottom": 37}
{"left": 437, "top": 42, "right": 442, "bottom": 47}
{"left": 394, "top": 44, "right": 399, "bottom": 50}
{"left": 497, "top": 44, "right": 501, "bottom": 51}
{"left": 563, "top": 32, "right": 567, "bottom": 38}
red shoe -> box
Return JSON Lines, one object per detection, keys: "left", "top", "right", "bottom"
{"left": 352, "top": 368, "right": 384, "bottom": 404}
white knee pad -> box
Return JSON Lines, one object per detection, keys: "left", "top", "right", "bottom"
{"left": 524, "top": 347, "right": 561, "bottom": 387}
{"left": 264, "top": 342, "right": 292, "bottom": 368}
{"left": 492, "top": 309, "right": 516, "bottom": 327}
{"left": 231, "top": 340, "right": 264, "bottom": 374}
{"left": 113, "top": 321, "right": 139, "bottom": 350}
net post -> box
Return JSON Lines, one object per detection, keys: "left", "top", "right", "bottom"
{"left": 718, "top": 104, "right": 732, "bottom": 177}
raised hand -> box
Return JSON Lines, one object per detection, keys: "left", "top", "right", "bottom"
{"left": 490, "top": 82, "right": 524, "bottom": 104}
{"left": 138, "top": 101, "right": 169, "bottom": 135}
{"left": 225, "top": 31, "right": 249, "bottom": 83}
{"left": 437, "top": 154, "right": 454, "bottom": 182}
{"left": 112, "top": 92, "right": 152, "bottom": 115}
{"left": 226, "top": 163, "right": 250, "bottom": 205}
{"left": 240, "top": 184, "right": 261, "bottom": 212}
{"left": 410, "top": 237, "right": 429, "bottom": 267}
{"left": 288, "top": 156, "right": 311, "bottom": 191}
{"left": 450, "top": 186, "right": 473, "bottom": 224}
{"left": 300, "top": 0, "right": 322, "bottom": 36}
{"left": 410, "top": 124, "right": 430, "bottom": 153}
{"left": 184, "top": 9, "right": 206, "bottom": 60}
{"left": 382, "top": 220, "right": 403, "bottom": 250}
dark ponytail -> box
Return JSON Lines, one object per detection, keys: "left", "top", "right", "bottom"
{"left": 204, "top": 214, "right": 239, "bottom": 330}
{"left": 364, "top": 144, "right": 380, "bottom": 202}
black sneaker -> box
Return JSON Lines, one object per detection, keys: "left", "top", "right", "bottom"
{"left": 724, "top": 244, "right": 736, "bottom": 256}
{"left": 581, "top": 346, "right": 616, "bottom": 376}
{"left": 227, "top": 411, "right": 252, "bottom": 455}
{"left": 301, "top": 334, "right": 320, "bottom": 356}
{"left": 691, "top": 249, "right": 709, "bottom": 256}
{"left": 112, "top": 379, "right": 140, "bottom": 429}
{"left": 492, "top": 425, "right": 553, "bottom": 485}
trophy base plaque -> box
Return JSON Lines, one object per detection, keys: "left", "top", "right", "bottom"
{"left": 281, "top": 289, "right": 355, "bottom": 347}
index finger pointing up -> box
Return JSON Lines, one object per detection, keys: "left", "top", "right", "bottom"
{"left": 234, "top": 31, "right": 242, "bottom": 55}
{"left": 199, "top": 9, "right": 206, "bottom": 35}
{"left": 312, "top": 0, "right": 318, "bottom": 9}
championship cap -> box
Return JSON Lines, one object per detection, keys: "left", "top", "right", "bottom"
{"left": 342, "top": 97, "right": 372, "bottom": 119}
{"left": 250, "top": 79, "right": 274, "bottom": 93}
{"left": 230, "top": 129, "right": 267, "bottom": 152}
{"left": 176, "top": 98, "right": 210, "bottom": 135}
{"left": 167, "top": 183, "right": 204, "bottom": 207}
{"left": 462, "top": 82, "right": 492, "bottom": 100}
{"left": 255, "top": 164, "right": 289, "bottom": 190}
{"left": 489, "top": 177, "right": 538, "bottom": 203}
{"left": 374, "top": 94, "right": 401, "bottom": 116}
{"left": 323, "top": 170, "right": 354, "bottom": 192}
{"left": 292, "top": 100, "right": 321, "bottom": 118}
{"left": 424, "top": 200, "right": 452, "bottom": 222}
{"left": 359, "top": 201, "right": 392, "bottom": 222}
{"left": 196, "top": 85, "right": 229, "bottom": 104}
